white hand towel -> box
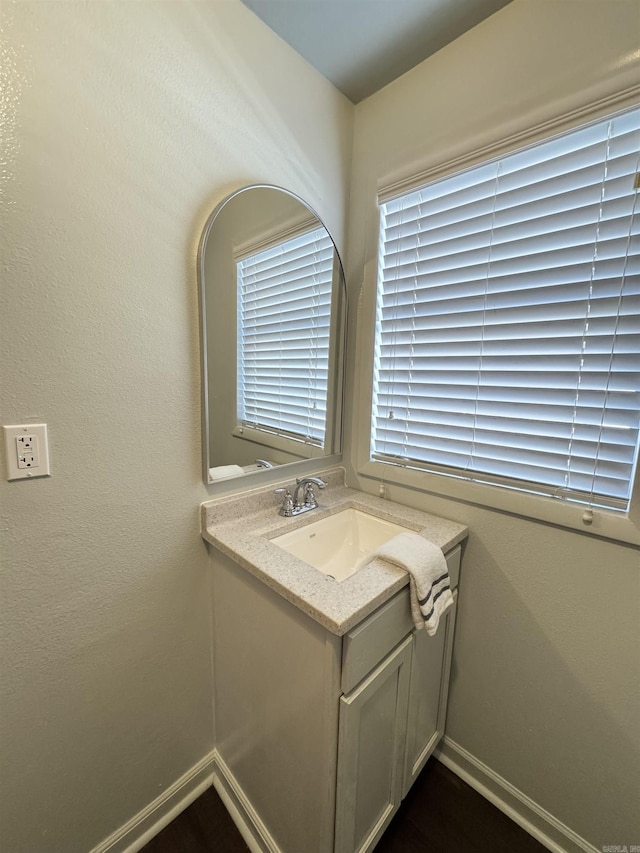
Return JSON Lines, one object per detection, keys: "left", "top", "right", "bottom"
{"left": 373, "top": 532, "right": 453, "bottom": 636}
{"left": 209, "top": 464, "right": 245, "bottom": 481}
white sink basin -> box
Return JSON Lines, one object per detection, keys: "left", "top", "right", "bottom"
{"left": 270, "top": 508, "right": 413, "bottom": 582}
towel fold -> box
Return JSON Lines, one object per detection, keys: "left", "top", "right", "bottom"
{"left": 373, "top": 532, "right": 453, "bottom": 636}
{"left": 209, "top": 464, "right": 245, "bottom": 481}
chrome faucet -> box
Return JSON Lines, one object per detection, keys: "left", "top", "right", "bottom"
{"left": 275, "top": 477, "right": 327, "bottom": 517}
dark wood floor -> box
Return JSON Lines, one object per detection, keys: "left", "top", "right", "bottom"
{"left": 142, "top": 757, "right": 547, "bottom": 853}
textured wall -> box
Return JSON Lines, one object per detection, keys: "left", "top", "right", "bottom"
{"left": 0, "top": 2, "right": 352, "bottom": 851}
{"left": 345, "top": 1, "right": 640, "bottom": 848}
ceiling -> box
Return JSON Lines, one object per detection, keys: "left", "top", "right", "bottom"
{"left": 240, "top": 0, "right": 514, "bottom": 103}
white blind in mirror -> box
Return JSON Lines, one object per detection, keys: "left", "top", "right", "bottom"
{"left": 373, "top": 107, "right": 640, "bottom": 511}
{"left": 238, "top": 226, "right": 334, "bottom": 445}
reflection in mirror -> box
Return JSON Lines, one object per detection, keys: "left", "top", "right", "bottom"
{"left": 198, "top": 186, "right": 346, "bottom": 485}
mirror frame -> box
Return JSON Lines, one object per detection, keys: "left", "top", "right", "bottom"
{"left": 197, "top": 184, "right": 347, "bottom": 490}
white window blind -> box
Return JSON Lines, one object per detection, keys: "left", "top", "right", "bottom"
{"left": 373, "top": 107, "right": 640, "bottom": 511}
{"left": 237, "top": 226, "right": 334, "bottom": 445}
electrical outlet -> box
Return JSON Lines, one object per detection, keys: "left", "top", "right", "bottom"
{"left": 16, "top": 434, "right": 40, "bottom": 469}
{"left": 3, "top": 424, "right": 50, "bottom": 480}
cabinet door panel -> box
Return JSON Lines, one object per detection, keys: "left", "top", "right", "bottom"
{"left": 335, "top": 636, "right": 412, "bottom": 853}
{"left": 403, "top": 592, "right": 457, "bottom": 797}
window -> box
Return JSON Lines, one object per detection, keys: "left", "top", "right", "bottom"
{"left": 237, "top": 225, "right": 334, "bottom": 446}
{"left": 372, "top": 106, "right": 640, "bottom": 513}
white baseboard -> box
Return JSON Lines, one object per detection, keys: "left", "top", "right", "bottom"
{"left": 435, "top": 737, "right": 598, "bottom": 853}
{"left": 89, "top": 739, "right": 598, "bottom": 853}
{"left": 90, "top": 751, "right": 216, "bottom": 853}
{"left": 212, "top": 750, "right": 282, "bottom": 853}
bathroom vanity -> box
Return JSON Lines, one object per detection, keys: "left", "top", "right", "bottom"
{"left": 201, "top": 471, "right": 467, "bottom": 853}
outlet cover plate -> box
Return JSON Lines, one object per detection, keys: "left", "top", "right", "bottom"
{"left": 3, "top": 424, "right": 50, "bottom": 480}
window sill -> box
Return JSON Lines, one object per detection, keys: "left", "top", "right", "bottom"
{"left": 358, "top": 459, "right": 640, "bottom": 548}
{"left": 232, "top": 424, "right": 323, "bottom": 460}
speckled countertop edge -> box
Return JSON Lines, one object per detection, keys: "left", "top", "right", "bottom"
{"left": 201, "top": 467, "right": 467, "bottom": 636}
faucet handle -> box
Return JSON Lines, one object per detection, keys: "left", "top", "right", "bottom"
{"left": 302, "top": 483, "right": 319, "bottom": 508}
{"left": 274, "top": 487, "right": 294, "bottom": 517}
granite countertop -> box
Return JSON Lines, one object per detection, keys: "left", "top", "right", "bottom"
{"left": 201, "top": 468, "right": 467, "bottom": 636}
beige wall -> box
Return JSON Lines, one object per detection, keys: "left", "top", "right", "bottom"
{"left": 345, "top": 1, "right": 640, "bottom": 849}
{"left": 0, "top": 2, "right": 352, "bottom": 851}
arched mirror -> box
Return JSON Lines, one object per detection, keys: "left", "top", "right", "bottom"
{"left": 198, "top": 185, "right": 346, "bottom": 485}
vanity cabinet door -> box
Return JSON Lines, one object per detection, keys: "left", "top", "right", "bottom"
{"left": 402, "top": 592, "right": 458, "bottom": 798}
{"left": 335, "top": 635, "right": 412, "bottom": 853}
